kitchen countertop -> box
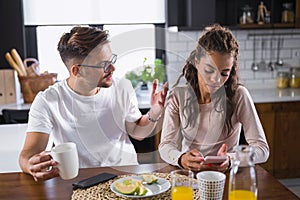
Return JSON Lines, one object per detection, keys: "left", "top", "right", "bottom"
{"left": 1, "top": 87, "right": 299, "bottom": 113}
{"left": 0, "top": 103, "right": 31, "bottom": 115}
{"left": 248, "top": 87, "right": 300, "bottom": 103}
{"left": 136, "top": 85, "right": 300, "bottom": 108}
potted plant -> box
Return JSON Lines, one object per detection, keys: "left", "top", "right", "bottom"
{"left": 125, "top": 58, "right": 166, "bottom": 90}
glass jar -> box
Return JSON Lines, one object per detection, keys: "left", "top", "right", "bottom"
{"left": 228, "top": 145, "right": 257, "bottom": 200}
{"left": 240, "top": 5, "right": 254, "bottom": 24}
{"left": 289, "top": 68, "right": 300, "bottom": 88}
{"left": 276, "top": 71, "right": 289, "bottom": 89}
{"left": 265, "top": 11, "right": 271, "bottom": 24}
{"left": 281, "top": 3, "right": 294, "bottom": 23}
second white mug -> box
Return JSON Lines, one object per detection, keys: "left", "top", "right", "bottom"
{"left": 51, "top": 142, "right": 79, "bottom": 180}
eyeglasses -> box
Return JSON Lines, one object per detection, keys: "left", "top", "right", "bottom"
{"left": 77, "top": 54, "right": 117, "bottom": 73}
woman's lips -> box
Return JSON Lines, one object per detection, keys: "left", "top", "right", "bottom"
{"left": 207, "top": 84, "right": 220, "bottom": 89}
{"left": 207, "top": 84, "right": 221, "bottom": 92}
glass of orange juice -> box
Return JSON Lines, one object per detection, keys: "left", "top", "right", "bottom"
{"left": 170, "top": 169, "right": 194, "bottom": 200}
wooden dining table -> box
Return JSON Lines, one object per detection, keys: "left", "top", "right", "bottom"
{"left": 0, "top": 163, "right": 298, "bottom": 200}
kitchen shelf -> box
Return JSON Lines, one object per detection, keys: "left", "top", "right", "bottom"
{"left": 273, "top": 23, "right": 296, "bottom": 28}
{"left": 238, "top": 23, "right": 273, "bottom": 29}
{"left": 238, "top": 23, "right": 295, "bottom": 29}
{"left": 168, "top": 0, "right": 300, "bottom": 30}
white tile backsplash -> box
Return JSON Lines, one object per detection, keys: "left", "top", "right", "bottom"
{"left": 166, "top": 29, "right": 300, "bottom": 87}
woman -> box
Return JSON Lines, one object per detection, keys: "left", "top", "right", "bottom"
{"left": 159, "top": 24, "right": 269, "bottom": 172}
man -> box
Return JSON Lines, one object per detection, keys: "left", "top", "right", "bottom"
{"left": 19, "top": 26, "right": 168, "bottom": 181}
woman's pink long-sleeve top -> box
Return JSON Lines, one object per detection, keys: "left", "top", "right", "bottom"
{"left": 159, "top": 85, "right": 269, "bottom": 167}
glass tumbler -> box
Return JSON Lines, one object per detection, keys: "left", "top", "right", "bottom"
{"left": 171, "top": 169, "right": 194, "bottom": 200}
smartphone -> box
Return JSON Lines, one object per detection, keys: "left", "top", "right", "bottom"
{"left": 203, "top": 156, "right": 227, "bottom": 164}
{"left": 72, "top": 172, "right": 117, "bottom": 189}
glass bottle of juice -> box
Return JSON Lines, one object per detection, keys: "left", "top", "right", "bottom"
{"left": 228, "top": 145, "right": 257, "bottom": 200}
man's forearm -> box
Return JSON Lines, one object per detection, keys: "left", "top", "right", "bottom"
{"left": 130, "top": 115, "right": 158, "bottom": 140}
{"left": 19, "top": 151, "right": 31, "bottom": 174}
{"left": 127, "top": 106, "right": 163, "bottom": 140}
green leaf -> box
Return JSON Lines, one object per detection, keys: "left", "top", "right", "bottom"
{"left": 125, "top": 57, "right": 166, "bottom": 87}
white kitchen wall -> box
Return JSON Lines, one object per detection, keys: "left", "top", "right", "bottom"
{"left": 23, "top": 0, "right": 165, "bottom": 25}
{"left": 165, "top": 28, "right": 300, "bottom": 88}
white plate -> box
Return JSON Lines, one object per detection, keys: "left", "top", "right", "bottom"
{"left": 110, "top": 175, "right": 171, "bottom": 198}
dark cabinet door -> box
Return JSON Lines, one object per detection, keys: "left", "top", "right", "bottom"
{"left": 167, "top": 0, "right": 216, "bottom": 30}
{"left": 0, "top": 0, "right": 26, "bottom": 69}
{"left": 273, "top": 102, "right": 300, "bottom": 178}
{"left": 256, "top": 101, "right": 300, "bottom": 179}
{"left": 189, "top": 0, "right": 215, "bottom": 28}
{"left": 255, "top": 103, "right": 275, "bottom": 176}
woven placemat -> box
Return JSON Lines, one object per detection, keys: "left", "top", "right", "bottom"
{"left": 72, "top": 173, "right": 199, "bottom": 200}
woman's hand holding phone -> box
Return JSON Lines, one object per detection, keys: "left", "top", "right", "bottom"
{"left": 179, "top": 149, "right": 204, "bottom": 171}
{"left": 202, "top": 156, "right": 227, "bottom": 164}
{"left": 179, "top": 144, "right": 230, "bottom": 172}
{"left": 200, "top": 144, "right": 230, "bottom": 172}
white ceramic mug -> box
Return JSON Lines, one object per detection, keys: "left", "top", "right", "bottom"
{"left": 51, "top": 142, "right": 79, "bottom": 180}
{"left": 196, "top": 171, "right": 226, "bottom": 200}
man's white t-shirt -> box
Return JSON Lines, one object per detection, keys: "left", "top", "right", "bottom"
{"left": 27, "top": 78, "right": 142, "bottom": 168}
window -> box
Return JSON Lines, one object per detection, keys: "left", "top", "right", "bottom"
{"left": 104, "top": 24, "right": 155, "bottom": 79}
{"left": 36, "top": 26, "right": 74, "bottom": 80}
{"left": 35, "top": 24, "right": 158, "bottom": 81}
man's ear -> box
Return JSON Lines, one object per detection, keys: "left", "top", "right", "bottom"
{"left": 70, "top": 64, "right": 80, "bottom": 76}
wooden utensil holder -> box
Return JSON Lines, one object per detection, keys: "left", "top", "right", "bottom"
{"left": 18, "top": 73, "right": 57, "bottom": 103}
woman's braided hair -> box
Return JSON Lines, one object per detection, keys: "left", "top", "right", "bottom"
{"left": 172, "top": 24, "right": 240, "bottom": 133}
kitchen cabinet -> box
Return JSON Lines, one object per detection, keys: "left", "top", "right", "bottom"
{"left": 0, "top": 0, "right": 26, "bottom": 70}
{"left": 167, "top": 0, "right": 300, "bottom": 30}
{"left": 0, "top": 70, "right": 16, "bottom": 105}
{"left": 255, "top": 101, "right": 300, "bottom": 179}
{"left": 167, "top": 0, "right": 216, "bottom": 30}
